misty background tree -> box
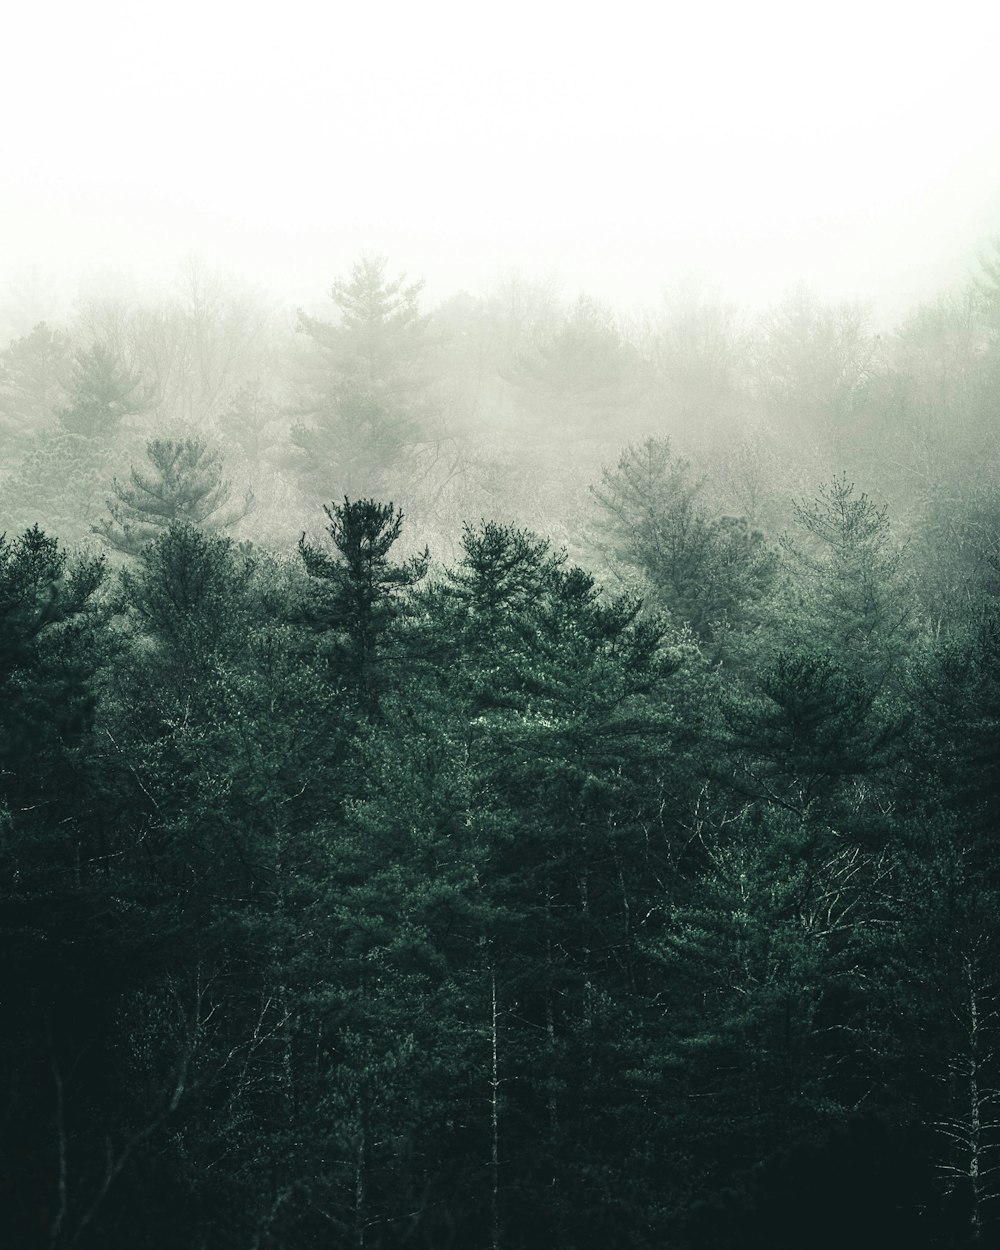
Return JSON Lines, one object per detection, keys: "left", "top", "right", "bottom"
{"left": 94, "top": 436, "right": 254, "bottom": 555}
{"left": 291, "top": 256, "right": 449, "bottom": 511}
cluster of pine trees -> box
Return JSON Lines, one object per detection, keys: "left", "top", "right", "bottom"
{"left": 3, "top": 452, "right": 1000, "bottom": 1245}
{"left": 3, "top": 247, "right": 1000, "bottom": 1246}
{"left": 2, "top": 246, "right": 1000, "bottom": 566}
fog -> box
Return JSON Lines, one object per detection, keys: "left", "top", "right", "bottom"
{"left": 9, "top": 8, "right": 1000, "bottom": 1245}
{"left": 3, "top": 1, "right": 1000, "bottom": 568}
{"left": 3, "top": 2, "right": 999, "bottom": 319}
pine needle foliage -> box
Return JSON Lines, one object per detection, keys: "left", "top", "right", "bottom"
{"left": 94, "top": 436, "right": 254, "bottom": 555}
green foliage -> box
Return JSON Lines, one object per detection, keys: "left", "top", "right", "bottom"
{"left": 594, "top": 436, "right": 778, "bottom": 641}
{"left": 887, "top": 825, "right": 1000, "bottom": 1240}
{"left": 298, "top": 496, "right": 428, "bottom": 710}
{"left": 727, "top": 646, "right": 900, "bottom": 826}
{"left": 914, "top": 481, "right": 1000, "bottom": 627}
{"left": 14, "top": 247, "right": 1000, "bottom": 1247}
{"left": 291, "top": 255, "right": 439, "bottom": 500}
{"left": 117, "top": 522, "right": 256, "bottom": 666}
{"left": 95, "top": 436, "right": 254, "bottom": 555}
{"left": 910, "top": 611, "right": 1000, "bottom": 859}
{"left": 58, "top": 342, "right": 147, "bottom": 438}
{"left": 1, "top": 429, "right": 123, "bottom": 543}
{"left": 1, "top": 339, "right": 146, "bottom": 545}
{"left": 0, "top": 525, "right": 106, "bottom": 794}
{"left": 0, "top": 530, "right": 130, "bottom": 1250}
{"left": 780, "top": 474, "right": 915, "bottom": 687}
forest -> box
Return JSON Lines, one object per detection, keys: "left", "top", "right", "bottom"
{"left": 2, "top": 247, "right": 1000, "bottom": 1248}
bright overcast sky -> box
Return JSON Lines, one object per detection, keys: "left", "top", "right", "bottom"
{"left": 2, "top": 0, "right": 999, "bottom": 322}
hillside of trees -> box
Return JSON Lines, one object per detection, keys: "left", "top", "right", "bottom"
{"left": 3, "top": 249, "right": 1000, "bottom": 1247}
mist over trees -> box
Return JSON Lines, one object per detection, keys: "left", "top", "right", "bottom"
{"left": 2, "top": 244, "right": 1000, "bottom": 1247}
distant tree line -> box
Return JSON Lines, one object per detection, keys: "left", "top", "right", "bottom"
{"left": 2, "top": 245, "right": 1000, "bottom": 568}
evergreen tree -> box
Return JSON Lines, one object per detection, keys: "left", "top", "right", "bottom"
{"left": 0, "top": 528, "right": 143, "bottom": 1250}
{"left": 646, "top": 799, "right": 893, "bottom": 1241}
{"left": 725, "top": 645, "right": 901, "bottom": 833}
{"left": 0, "top": 334, "right": 137, "bottom": 543}
{"left": 0, "top": 320, "right": 72, "bottom": 437}
{"left": 391, "top": 519, "right": 713, "bottom": 1245}
{"left": 780, "top": 474, "right": 915, "bottom": 687}
{"left": 94, "top": 436, "right": 253, "bottom": 555}
{"left": 58, "top": 342, "right": 147, "bottom": 438}
{"left": 594, "top": 436, "right": 778, "bottom": 643}
{"left": 298, "top": 497, "right": 428, "bottom": 713}
{"left": 0, "top": 525, "right": 106, "bottom": 799}
{"left": 887, "top": 823, "right": 1000, "bottom": 1245}
{"left": 291, "top": 256, "right": 441, "bottom": 502}
{"left": 87, "top": 524, "right": 351, "bottom": 1248}
{"left": 3, "top": 323, "right": 997, "bottom": 1250}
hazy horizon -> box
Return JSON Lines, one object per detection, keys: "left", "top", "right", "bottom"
{"left": 2, "top": 1, "right": 999, "bottom": 331}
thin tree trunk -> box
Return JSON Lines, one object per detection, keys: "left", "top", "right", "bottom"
{"left": 491, "top": 967, "right": 500, "bottom": 1250}
{"left": 967, "top": 969, "right": 983, "bottom": 1243}
{"left": 354, "top": 1103, "right": 367, "bottom": 1250}
{"left": 49, "top": 1044, "right": 67, "bottom": 1250}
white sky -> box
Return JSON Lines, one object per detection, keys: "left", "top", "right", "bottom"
{"left": 2, "top": 0, "right": 999, "bottom": 323}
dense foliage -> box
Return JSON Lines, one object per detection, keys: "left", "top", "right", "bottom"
{"left": 3, "top": 250, "right": 1000, "bottom": 1247}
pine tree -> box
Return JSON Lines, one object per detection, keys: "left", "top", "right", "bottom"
{"left": 781, "top": 474, "right": 915, "bottom": 687}
{"left": 0, "top": 527, "right": 128, "bottom": 1250}
{"left": 0, "top": 320, "right": 72, "bottom": 437}
{"left": 94, "top": 436, "right": 253, "bottom": 555}
{"left": 593, "top": 437, "right": 778, "bottom": 642}
{"left": 298, "top": 497, "right": 428, "bottom": 712}
{"left": 58, "top": 342, "right": 147, "bottom": 438}
{"left": 291, "top": 256, "right": 441, "bottom": 502}
{"left": 888, "top": 824, "right": 1000, "bottom": 1245}
{"left": 0, "top": 525, "right": 106, "bottom": 795}
{"left": 0, "top": 333, "right": 134, "bottom": 543}
{"left": 394, "top": 519, "right": 711, "bottom": 1245}
{"left": 645, "top": 799, "right": 893, "bottom": 1241}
